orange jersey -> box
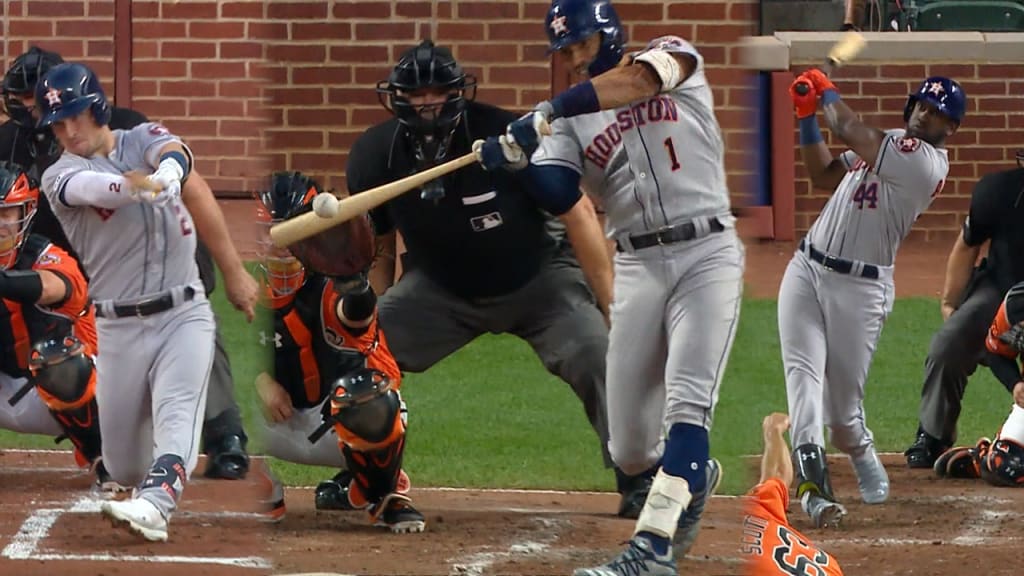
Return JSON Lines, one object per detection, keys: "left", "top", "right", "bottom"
{"left": 263, "top": 273, "right": 400, "bottom": 410}
{"left": 742, "top": 478, "right": 843, "bottom": 576}
{"left": 0, "top": 235, "right": 96, "bottom": 378}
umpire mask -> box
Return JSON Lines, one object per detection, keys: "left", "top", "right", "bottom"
{"left": 376, "top": 40, "right": 477, "bottom": 199}
{"left": 2, "top": 47, "right": 65, "bottom": 161}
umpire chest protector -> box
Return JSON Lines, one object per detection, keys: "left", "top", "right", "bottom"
{"left": 0, "top": 234, "right": 74, "bottom": 377}
{"left": 272, "top": 275, "right": 376, "bottom": 410}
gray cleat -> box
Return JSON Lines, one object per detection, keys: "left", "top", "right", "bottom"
{"left": 573, "top": 536, "right": 677, "bottom": 576}
{"left": 801, "top": 492, "right": 847, "bottom": 528}
{"left": 850, "top": 446, "right": 889, "bottom": 504}
{"left": 673, "top": 457, "right": 723, "bottom": 559}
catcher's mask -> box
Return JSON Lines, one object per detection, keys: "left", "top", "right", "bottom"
{"left": 377, "top": 40, "right": 477, "bottom": 197}
{"left": 28, "top": 335, "right": 95, "bottom": 408}
{"left": 2, "top": 47, "right": 65, "bottom": 161}
{"left": 329, "top": 368, "right": 405, "bottom": 452}
{"left": 0, "top": 163, "right": 39, "bottom": 270}
{"left": 256, "top": 171, "right": 320, "bottom": 296}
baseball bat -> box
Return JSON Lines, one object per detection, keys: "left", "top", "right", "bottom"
{"left": 269, "top": 118, "right": 553, "bottom": 248}
{"left": 269, "top": 150, "right": 480, "bottom": 248}
{"left": 794, "top": 31, "right": 867, "bottom": 95}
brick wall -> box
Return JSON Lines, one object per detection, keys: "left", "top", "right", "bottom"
{"left": 1, "top": 0, "right": 272, "bottom": 196}
{"left": 791, "top": 63, "right": 1022, "bottom": 242}
{"left": 266, "top": 0, "right": 758, "bottom": 201}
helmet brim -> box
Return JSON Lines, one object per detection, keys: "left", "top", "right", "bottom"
{"left": 36, "top": 95, "right": 94, "bottom": 128}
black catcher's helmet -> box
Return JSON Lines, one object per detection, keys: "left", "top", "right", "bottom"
{"left": 256, "top": 171, "right": 322, "bottom": 296}
{"left": 35, "top": 62, "right": 112, "bottom": 129}
{"left": 2, "top": 46, "right": 65, "bottom": 128}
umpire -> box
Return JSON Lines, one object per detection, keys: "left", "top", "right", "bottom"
{"left": 0, "top": 46, "right": 251, "bottom": 479}
{"left": 905, "top": 157, "right": 1024, "bottom": 467}
{"left": 339, "top": 40, "right": 651, "bottom": 517}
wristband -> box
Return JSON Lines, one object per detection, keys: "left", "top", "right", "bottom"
{"left": 799, "top": 116, "right": 823, "bottom": 146}
{"left": 821, "top": 89, "right": 841, "bottom": 106}
{"left": 549, "top": 80, "right": 601, "bottom": 119}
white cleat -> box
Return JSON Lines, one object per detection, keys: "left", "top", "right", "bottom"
{"left": 101, "top": 498, "right": 169, "bottom": 542}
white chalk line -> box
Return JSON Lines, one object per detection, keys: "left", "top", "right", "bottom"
{"left": 448, "top": 517, "right": 568, "bottom": 576}
{"left": 1, "top": 494, "right": 272, "bottom": 568}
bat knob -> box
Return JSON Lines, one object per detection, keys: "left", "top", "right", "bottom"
{"left": 794, "top": 81, "right": 811, "bottom": 96}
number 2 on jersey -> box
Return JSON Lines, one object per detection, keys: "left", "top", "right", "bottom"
{"left": 663, "top": 137, "right": 681, "bottom": 171}
{"left": 852, "top": 182, "right": 878, "bottom": 210}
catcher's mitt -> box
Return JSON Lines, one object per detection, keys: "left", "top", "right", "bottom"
{"left": 998, "top": 322, "right": 1024, "bottom": 353}
{"left": 288, "top": 209, "right": 376, "bottom": 279}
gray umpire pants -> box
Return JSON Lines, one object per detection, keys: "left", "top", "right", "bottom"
{"left": 918, "top": 268, "right": 1004, "bottom": 444}
{"left": 378, "top": 246, "right": 614, "bottom": 468}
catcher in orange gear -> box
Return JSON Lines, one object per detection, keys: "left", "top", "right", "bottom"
{"left": 0, "top": 162, "right": 123, "bottom": 496}
{"left": 742, "top": 412, "right": 844, "bottom": 576}
{"left": 253, "top": 171, "right": 423, "bottom": 532}
{"left": 933, "top": 282, "right": 1024, "bottom": 487}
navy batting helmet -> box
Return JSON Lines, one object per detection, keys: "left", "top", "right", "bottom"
{"left": 545, "top": 0, "right": 626, "bottom": 78}
{"left": 904, "top": 76, "right": 966, "bottom": 125}
{"left": 34, "top": 62, "right": 111, "bottom": 129}
{"left": 2, "top": 46, "right": 65, "bottom": 127}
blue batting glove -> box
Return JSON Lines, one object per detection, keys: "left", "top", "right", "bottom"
{"left": 507, "top": 101, "right": 554, "bottom": 156}
{"left": 473, "top": 136, "right": 527, "bottom": 172}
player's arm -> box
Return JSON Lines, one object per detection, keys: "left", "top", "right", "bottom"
{"left": 582, "top": 50, "right": 695, "bottom": 110}
{"left": 0, "top": 246, "right": 85, "bottom": 309}
{"left": 334, "top": 278, "right": 376, "bottom": 333}
{"left": 759, "top": 413, "right": 794, "bottom": 486}
{"left": 254, "top": 371, "right": 294, "bottom": 423}
{"left": 180, "top": 170, "right": 258, "bottom": 321}
{"left": 818, "top": 86, "right": 887, "bottom": 166}
{"left": 45, "top": 166, "right": 145, "bottom": 210}
{"left": 940, "top": 232, "right": 981, "bottom": 320}
{"left": 789, "top": 74, "right": 850, "bottom": 191}
{"left": 558, "top": 194, "right": 612, "bottom": 325}
{"left": 369, "top": 230, "right": 397, "bottom": 295}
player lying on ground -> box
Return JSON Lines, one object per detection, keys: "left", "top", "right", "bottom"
{"left": 782, "top": 67, "right": 963, "bottom": 528}
{"left": 933, "top": 281, "right": 1024, "bottom": 487}
{"left": 0, "top": 162, "right": 123, "bottom": 496}
{"left": 254, "top": 171, "right": 423, "bottom": 533}
{"left": 742, "top": 412, "right": 844, "bottom": 575}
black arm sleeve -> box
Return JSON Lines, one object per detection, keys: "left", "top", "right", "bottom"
{"left": 0, "top": 270, "right": 44, "bottom": 304}
{"left": 986, "top": 350, "right": 1022, "bottom": 394}
{"left": 962, "top": 173, "right": 1004, "bottom": 247}
{"left": 340, "top": 282, "right": 377, "bottom": 334}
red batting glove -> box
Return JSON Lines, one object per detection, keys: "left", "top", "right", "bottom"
{"left": 803, "top": 68, "right": 837, "bottom": 95}
{"left": 789, "top": 75, "right": 818, "bottom": 119}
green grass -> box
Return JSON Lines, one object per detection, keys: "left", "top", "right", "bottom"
{"left": 2, "top": 274, "right": 1013, "bottom": 496}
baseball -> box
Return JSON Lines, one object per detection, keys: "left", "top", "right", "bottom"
{"left": 312, "top": 193, "right": 339, "bottom": 218}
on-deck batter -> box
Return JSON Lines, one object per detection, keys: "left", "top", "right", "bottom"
{"left": 476, "top": 1, "right": 743, "bottom": 574}
{"left": 782, "top": 69, "right": 964, "bottom": 528}
{"left": 38, "top": 62, "right": 214, "bottom": 542}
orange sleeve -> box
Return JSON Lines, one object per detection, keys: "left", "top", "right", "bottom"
{"left": 986, "top": 299, "right": 1018, "bottom": 358}
{"left": 32, "top": 245, "right": 89, "bottom": 317}
{"left": 319, "top": 284, "right": 402, "bottom": 387}
{"left": 745, "top": 477, "right": 790, "bottom": 526}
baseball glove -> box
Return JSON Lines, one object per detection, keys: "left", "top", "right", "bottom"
{"left": 288, "top": 211, "right": 376, "bottom": 279}
{"left": 998, "top": 322, "right": 1024, "bottom": 353}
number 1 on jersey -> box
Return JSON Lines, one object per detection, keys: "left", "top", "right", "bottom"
{"left": 664, "top": 137, "right": 681, "bottom": 171}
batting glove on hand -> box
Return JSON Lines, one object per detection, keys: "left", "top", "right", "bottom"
{"left": 803, "top": 68, "right": 838, "bottom": 95}
{"left": 789, "top": 75, "right": 819, "bottom": 119}
{"left": 506, "top": 101, "right": 553, "bottom": 156}
{"left": 140, "top": 178, "right": 181, "bottom": 207}
{"left": 473, "top": 135, "right": 528, "bottom": 172}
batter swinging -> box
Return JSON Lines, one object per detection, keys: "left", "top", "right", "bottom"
{"left": 783, "top": 70, "right": 964, "bottom": 527}
{"left": 39, "top": 63, "right": 214, "bottom": 542}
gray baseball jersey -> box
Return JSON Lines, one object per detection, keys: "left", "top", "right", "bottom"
{"left": 532, "top": 36, "right": 732, "bottom": 238}
{"left": 40, "top": 122, "right": 213, "bottom": 526}
{"left": 41, "top": 123, "right": 201, "bottom": 301}
{"left": 807, "top": 129, "right": 948, "bottom": 266}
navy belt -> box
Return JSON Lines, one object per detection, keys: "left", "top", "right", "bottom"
{"left": 800, "top": 240, "right": 879, "bottom": 280}
{"left": 96, "top": 286, "right": 196, "bottom": 318}
{"left": 617, "top": 219, "right": 725, "bottom": 252}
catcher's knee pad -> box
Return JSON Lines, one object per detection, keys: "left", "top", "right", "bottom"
{"left": 329, "top": 368, "right": 406, "bottom": 453}
{"left": 29, "top": 336, "right": 102, "bottom": 464}
{"left": 343, "top": 437, "right": 407, "bottom": 506}
{"left": 793, "top": 443, "right": 836, "bottom": 502}
{"left": 979, "top": 438, "right": 1024, "bottom": 487}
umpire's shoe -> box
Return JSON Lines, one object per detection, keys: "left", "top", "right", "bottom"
{"left": 369, "top": 493, "right": 425, "bottom": 534}
{"left": 673, "top": 457, "right": 722, "bottom": 559}
{"left": 904, "top": 426, "right": 951, "bottom": 469}
{"left": 204, "top": 433, "right": 250, "bottom": 480}
{"left": 572, "top": 535, "right": 677, "bottom": 576}
{"left": 615, "top": 467, "right": 654, "bottom": 519}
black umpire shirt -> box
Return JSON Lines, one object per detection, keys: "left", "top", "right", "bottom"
{"left": 0, "top": 107, "right": 217, "bottom": 293}
{"left": 962, "top": 167, "right": 1024, "bottom": 293}
{"left": 346, "top": 101, "right": 561, "bottom": 300}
